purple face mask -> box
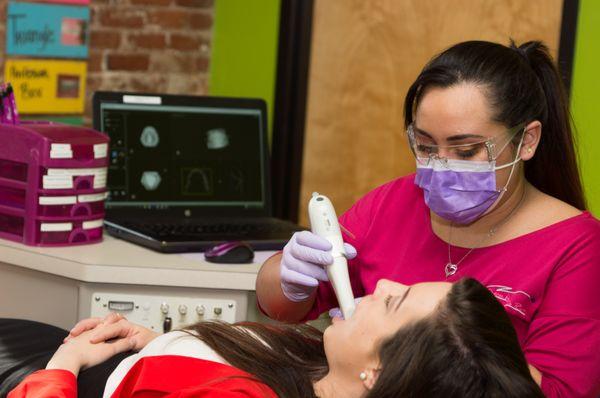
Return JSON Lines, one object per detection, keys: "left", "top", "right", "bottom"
{"left": 411, "top": 124, "right": 525, "bottom": 224}
{"left": 415, "top": 149, "right": 523, "bottom": 224}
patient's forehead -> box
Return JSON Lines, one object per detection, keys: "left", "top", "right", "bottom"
{"left": 401, "top": 282, "right": 452, "bottom": 316}
{"left": 411, "top": 281, "right": 452, "bottom": 299}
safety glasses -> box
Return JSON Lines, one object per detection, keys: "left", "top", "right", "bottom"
{"left": 407, "top": 123, "right": 525, "bottom": 168}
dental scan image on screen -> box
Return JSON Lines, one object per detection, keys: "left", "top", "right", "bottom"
{"left": 100, "top": 103, "right": 265, "bottom": 208}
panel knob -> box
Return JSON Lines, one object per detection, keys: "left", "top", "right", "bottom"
{"left": 178, "top": 304, "right": 188, "bottom": 315}
{"left": 160, "top": 302, "right": 169, "bottom": 314}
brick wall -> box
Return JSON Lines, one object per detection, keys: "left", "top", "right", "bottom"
{"left": 0, "top": 0, "right": 214, "bottom": 125}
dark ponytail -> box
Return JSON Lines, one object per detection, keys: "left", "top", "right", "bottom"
{"left": 511, "top": 41, "right": 586, "bottom": 209}
{"left": 404, "top": 40, "right": 586, "bottom": 210}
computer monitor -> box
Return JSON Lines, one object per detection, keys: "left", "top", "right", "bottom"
{"left": 93, "top": 92, "right": 272, "bottom": 216}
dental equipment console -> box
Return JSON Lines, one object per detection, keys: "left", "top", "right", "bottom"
{"left": 308, "top": 192, "right": 356, "bottom": 319}
{"left": 90, "top": 292, "right": 238, "bottom": 333}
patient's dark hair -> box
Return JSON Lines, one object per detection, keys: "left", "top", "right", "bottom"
{"left": 368, "top": 278, "right": 544, "bottom": 397}
{"left": 188, "top": 278, "right": 543, "bottom": 398}
{"left": 404, "top": 40, "right": 586, "bottom": 210}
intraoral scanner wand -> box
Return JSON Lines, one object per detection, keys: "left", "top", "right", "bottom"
{"left": 308, "top": 192, "right": 356, "bottom": 319}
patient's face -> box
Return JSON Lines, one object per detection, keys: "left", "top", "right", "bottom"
{"left": 323, "top": 280, "right": 451, "bottom": 375}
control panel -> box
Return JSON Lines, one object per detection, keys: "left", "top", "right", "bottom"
{"left": 90, "top": 292, "right": 237, "bottom": 333}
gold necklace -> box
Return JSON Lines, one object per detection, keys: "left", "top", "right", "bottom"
{"left": 445, "top": 188, "right": 526, "bottom": 278}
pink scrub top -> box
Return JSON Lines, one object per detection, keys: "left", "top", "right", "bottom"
{"left": 307, "top": 174, "right": 600, "bottom": 398}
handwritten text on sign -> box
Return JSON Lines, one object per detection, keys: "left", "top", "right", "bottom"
{"left": 5, "top": 59, "right": 87, "bottom": 114}
{"left": 6, "top": 2, "right": 89, "bottom": 58}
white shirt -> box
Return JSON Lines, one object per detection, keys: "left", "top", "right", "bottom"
{"left": 103, "top": 331, "right": 227, "bottom": 398}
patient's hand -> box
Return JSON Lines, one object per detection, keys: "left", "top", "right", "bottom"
{"left": 87, "top": 318, "right": 160, "bottom": 351}
{"left": 64, "top": 312, "right": 125, "bottom": 342}
{"left": 47, "top": 326, "right": 135, "bottom": 377}
{"left": 66, "top": 313, "right": 160, "bottom": 351}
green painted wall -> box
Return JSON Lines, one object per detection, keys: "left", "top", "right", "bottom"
{"left": 209, "top": 0, "right": 281, "bottom": 143}
{"left": 24, "top": 116, "right": 84, "bottom": 126}
{"left": 571, "top": 0, "right": 600, "bottom": 215}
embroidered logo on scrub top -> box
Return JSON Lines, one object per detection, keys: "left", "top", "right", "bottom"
{"left": 486, "top": 285, "right": 534, "bottom": 320}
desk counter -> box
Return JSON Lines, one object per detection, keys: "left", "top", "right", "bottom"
{"left": 0, "top": 235, "right": 277, "bottom": 329}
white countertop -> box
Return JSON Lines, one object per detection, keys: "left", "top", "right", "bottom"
{"left": 0, "top": 235, "right": 279, "bottom": 291}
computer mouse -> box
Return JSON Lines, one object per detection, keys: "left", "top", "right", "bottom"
{"left": 204, "top": 241, "right": 255, "bottom": 264}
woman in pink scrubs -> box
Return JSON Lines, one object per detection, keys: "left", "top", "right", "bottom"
{"left": 256, "top": 40, "right": 600, "bottom": 397}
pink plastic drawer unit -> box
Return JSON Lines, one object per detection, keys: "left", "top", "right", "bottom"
{"left": 36, "top": 218, "right": 105, "bottom": 245}
{"left": 0, "top": 121, "right": 110, "bottom": 246}
{"left": 37, "top": 192, "right": 108, "bottom": 218}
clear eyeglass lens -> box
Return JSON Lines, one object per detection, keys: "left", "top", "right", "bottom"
{"left": 408, "top": 124, "right": 492, "bottom": 166}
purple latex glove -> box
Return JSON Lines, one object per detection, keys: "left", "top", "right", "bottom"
{"left": 280, "top": 231, "right": 358, "bottom": 302}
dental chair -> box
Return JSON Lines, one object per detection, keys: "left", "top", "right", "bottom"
{"left": 0, "top": 318, "right": 130, "bottom": 398}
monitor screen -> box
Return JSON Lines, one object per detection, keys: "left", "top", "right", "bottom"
{"left": 99, "top": 102, "right": 266, "bottom": 210}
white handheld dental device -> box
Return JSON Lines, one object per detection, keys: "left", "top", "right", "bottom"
{"left": 308, "top": 192, "right": 356, "bottom": 319}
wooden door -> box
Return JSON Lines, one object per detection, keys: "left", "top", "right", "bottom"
{"left": 298, "top": 0, "right": 563, "bottom": 225}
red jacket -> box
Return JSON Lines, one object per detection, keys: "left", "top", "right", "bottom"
{"left": 8, "top": 355, "right": 278, "bottom": 397}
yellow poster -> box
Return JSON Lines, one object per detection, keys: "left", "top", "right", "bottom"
{"left": 4, "top": 59, "right": 87, "bottom": 114}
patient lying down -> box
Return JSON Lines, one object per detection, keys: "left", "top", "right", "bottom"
{"left": 9, "top": 278, "right": 543, "bottom": 398}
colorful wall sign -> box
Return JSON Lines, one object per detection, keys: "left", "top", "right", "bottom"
{"left": 4, "top": 59, "right": 87, "bottom": 114}
{"left": 6, "top": 2, "right": 90, "bottom": 58}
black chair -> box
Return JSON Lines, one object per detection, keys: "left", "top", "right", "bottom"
{"left": 0, "top": 318, "right": 131, "bottom": 398}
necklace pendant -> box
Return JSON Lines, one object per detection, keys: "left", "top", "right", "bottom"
{"left": 445, "top": 263, "right": 457, "bottom": 278}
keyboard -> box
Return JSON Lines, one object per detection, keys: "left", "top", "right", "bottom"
{"left": 122, "top": 219, "right": 302, "bottom": 240}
